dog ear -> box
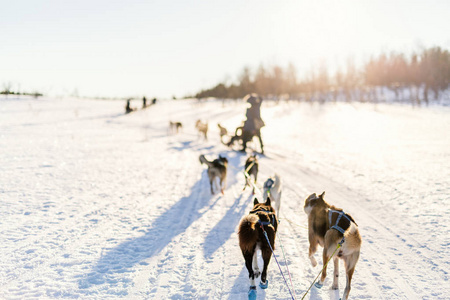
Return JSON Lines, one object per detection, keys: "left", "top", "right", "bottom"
{"left": 265, "top": 196, "right": 271, "bottom": 206}
{"left": 306, "top": 193, "right": 317, "bottom": 202}
{"left": 253, "top": 198, "right": 259, "bottom": 205}
{"left": 319, "top": 191, "right": 325, "bottom": 199}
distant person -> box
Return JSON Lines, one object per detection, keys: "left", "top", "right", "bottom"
{"left": 228, "top": 93, "right": 265, "bottom": 153}
{"left": 142, "top": 96, "right": 147, "bottom": 108}
{"left": 125, "top": 99, "right": 134, "bottom": 114}
{"left": 152, "top": 98, "right": 157, "bottom": 105}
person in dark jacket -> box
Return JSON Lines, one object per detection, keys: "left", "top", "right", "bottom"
{"left": 125, "top": 99, "right": 134, "bottom": 114}
{"left": 243, "top": 94, "right": 265, "bottom": 132}
{"left": 228, "top": 94, "right": 265, "bottom": 153}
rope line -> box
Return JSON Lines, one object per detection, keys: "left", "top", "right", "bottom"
{"left": 300, "top": 238, "right": 344, "bottom": 300}
{"left": 261, "top": 228, "right": 295, "bottom": 300}
{"left": 282, "top": 217, "right": 309, "bottom": 230}
{"left": 276, "top": 229, "right": 297, "bottom": 300}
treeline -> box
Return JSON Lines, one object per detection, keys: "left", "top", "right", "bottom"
{"left": 1, "top": 83, "right": 42, "bottom": 98}
{"left": 0, "top": 90, "right": 43, "bottom": 97}
{"left": 195, "top": 47, "right": 450, "bottom": 105}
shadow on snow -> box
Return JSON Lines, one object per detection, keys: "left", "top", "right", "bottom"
{"left": 78, "top": 172, "right": 215, "bottom": 292}
{"left": 203, "top": 193, "right": 253, "bottom": 258}
{"left": 78, "top": 144, "right": 258, "bottom": 296}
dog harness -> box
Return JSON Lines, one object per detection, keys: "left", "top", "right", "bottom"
{"left": 264, "top": 178, "right": 274, "bottom": 190}
{"left": 250, "top": 208, "right": 277, "bottom": 227}
{"left": 328, "top": 209, "right": 353, "bottom": 234}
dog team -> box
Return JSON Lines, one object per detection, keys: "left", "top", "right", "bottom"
{"left": 199, "top": 153, "right": 361, "bottom": 300}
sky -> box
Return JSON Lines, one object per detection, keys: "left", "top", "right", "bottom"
{"left": 1, "top": 0, "right": 449, "bottom": 99}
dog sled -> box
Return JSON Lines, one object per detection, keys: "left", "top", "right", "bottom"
{"left": 224, "top": 125, "right": 264, "bottom": 154}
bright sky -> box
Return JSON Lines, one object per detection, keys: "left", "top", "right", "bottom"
{"left": 1, "top": 0, "right": 449, "bottom": 99}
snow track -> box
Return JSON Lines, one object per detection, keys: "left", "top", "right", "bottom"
{"left": 1, "top": 97, "right": 448, "bottom": 299}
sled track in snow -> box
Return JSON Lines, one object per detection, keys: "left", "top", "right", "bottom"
{"left": 260, "top": 153, "right": 448, "bottom": 299}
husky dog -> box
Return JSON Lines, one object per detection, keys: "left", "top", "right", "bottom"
{"left": 263, "top": 174, "right": 282, "bottom": 217}
{"left": 199, "top": 154, "right": 228, "bottom": 195}
{"left": 243, "top": 155, "right": 258, "bottom": 194}
{"left": 217, "top": 123, "right": 228, "bottom": 144}
{"left": 169, "top": 121, "right": 183, "bottom": 134}
{"left": 195, "top": 120, "right": 208, "bottom": 140}
{"left": 304, "top": 192, "right": 361, "bottom": 300}
{"left": 238, "top": 197, "right": 278, "bottom": 299}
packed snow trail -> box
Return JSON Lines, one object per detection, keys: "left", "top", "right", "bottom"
{"left": 0, "top": 97, "right": 448, "bottom": 299}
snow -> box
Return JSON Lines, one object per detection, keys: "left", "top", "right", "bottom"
{"left": 1, "top": 96, "right": 449, "bottom": 299}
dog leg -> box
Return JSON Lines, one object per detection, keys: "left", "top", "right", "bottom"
{"left": 252, "top": 177, "right": 256, "bottom": 195}
{"left": 210, "top": 179, "right": 214, "bottom": 195}
{"left": 243, "top": 251, "right": 256, "bottom": 287}
{"left": 243, "top": 179, "right": 248, "bottom": 191}
{"left": 308, "top": 233, "right": 319, "bottom": 267}
{"left": 219, "top": 178, "right": 224, "bottom": 195}
{"left": 332, "top": 256, "right": 339, "bottom": 290}
{"left": 252, "top": 246, "right": 261, "bottom": 278}
{"left": 342, "top": 265, "right": 355, "bottom": 300}
{"left": 316, "top": 249, "right": 329, "bottom": 288}
{"left": 220, "top": 176, "right": 227, "bottom": 194}
{"left": 342, "top": 251, "right": 359, "bottom": 300}
{"left": 260, "top": 247, "right": 272, "bottom": 289}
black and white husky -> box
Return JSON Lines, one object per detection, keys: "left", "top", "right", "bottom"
{"left": 199, "top": 154, "right": 228, "bottom": 195}
{"left": 243, "top": 155, "right": 259, "bottom": 194}
{"left": 238, "top": 197, "right": 278, "bottom": 299}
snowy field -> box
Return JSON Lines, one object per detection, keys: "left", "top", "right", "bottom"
{"left": 1, "top": 96, "right": 449, "bottom": 299}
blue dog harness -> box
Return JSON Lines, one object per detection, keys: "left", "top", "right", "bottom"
{"left": 250, "top": 208, "right": 277, "bottom": 227}
{"left": 264, "top": 178, "right": 274, "bottom": 190}
{"left": 257, "top": 220, "right": 272, "bottom": 226}
{"left": 328, "top": 209, "right": 353, "bottom": 234}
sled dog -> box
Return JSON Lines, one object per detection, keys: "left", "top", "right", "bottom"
{"left": 238, "top": 197, "right": 278, "bottom": 299}
{"left": 199, "top": 154, "right": 228, "bottom": 194}
{"left": 263, "top": 174, "right": 282, "bottom": 217}
{"left": 195, "top": 120, "right": 208, "bottom": 140}
{"left": 243, "top": 155, "right": 259, "bottom": 194}
{"left": 169, "top": 121, "right": 182, "bottom": 134}
{"left": 304, "top": 192, "right": 361, "bottom": 300}
{"left": 217, "top": 123, "right": 228, "bottom": 143}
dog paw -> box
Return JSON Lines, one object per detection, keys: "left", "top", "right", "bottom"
{"left": 259, "top": 280, "right": 268, "bottom": 289}
{"left": 253, "top": 270, "right": 261, "bottom": 278}
{"left": 314, "top": 281, "right": 323, "bottom": 289}
{"left": 332, "top": 284, "right": 339, "bottom": 290}
{"left": 248, "top": 287, "right": 257, "bottom": 300}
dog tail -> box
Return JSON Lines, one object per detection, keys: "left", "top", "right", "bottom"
{"left": 199, "top": 154, "right": 213, "bottom": 167}
{"left": 238, "top": 214, "right": 259, "bottom": 253}
{"left": 341, "top": 223, "right": 362, "bottom": 261}
{"left": 344, "top": 223, "right": 362, "bottom": 247}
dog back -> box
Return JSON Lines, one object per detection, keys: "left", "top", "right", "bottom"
{"left": 245, "top": 156, "right": 258, "bottom": 177}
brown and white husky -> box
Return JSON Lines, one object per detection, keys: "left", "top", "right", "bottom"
{"left": 304, "top": 192, "right": 362, "bottom": 300}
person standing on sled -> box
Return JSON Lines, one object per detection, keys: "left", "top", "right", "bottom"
{"left": 241, "top": 94, "right": 265, "bottom": 153}
{"left": 227, "top": 94, "right": 265, "bottom": 153}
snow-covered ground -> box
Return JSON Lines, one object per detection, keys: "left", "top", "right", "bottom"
{"left": 1, "top": 97, "right": 449, "bottom": 299}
